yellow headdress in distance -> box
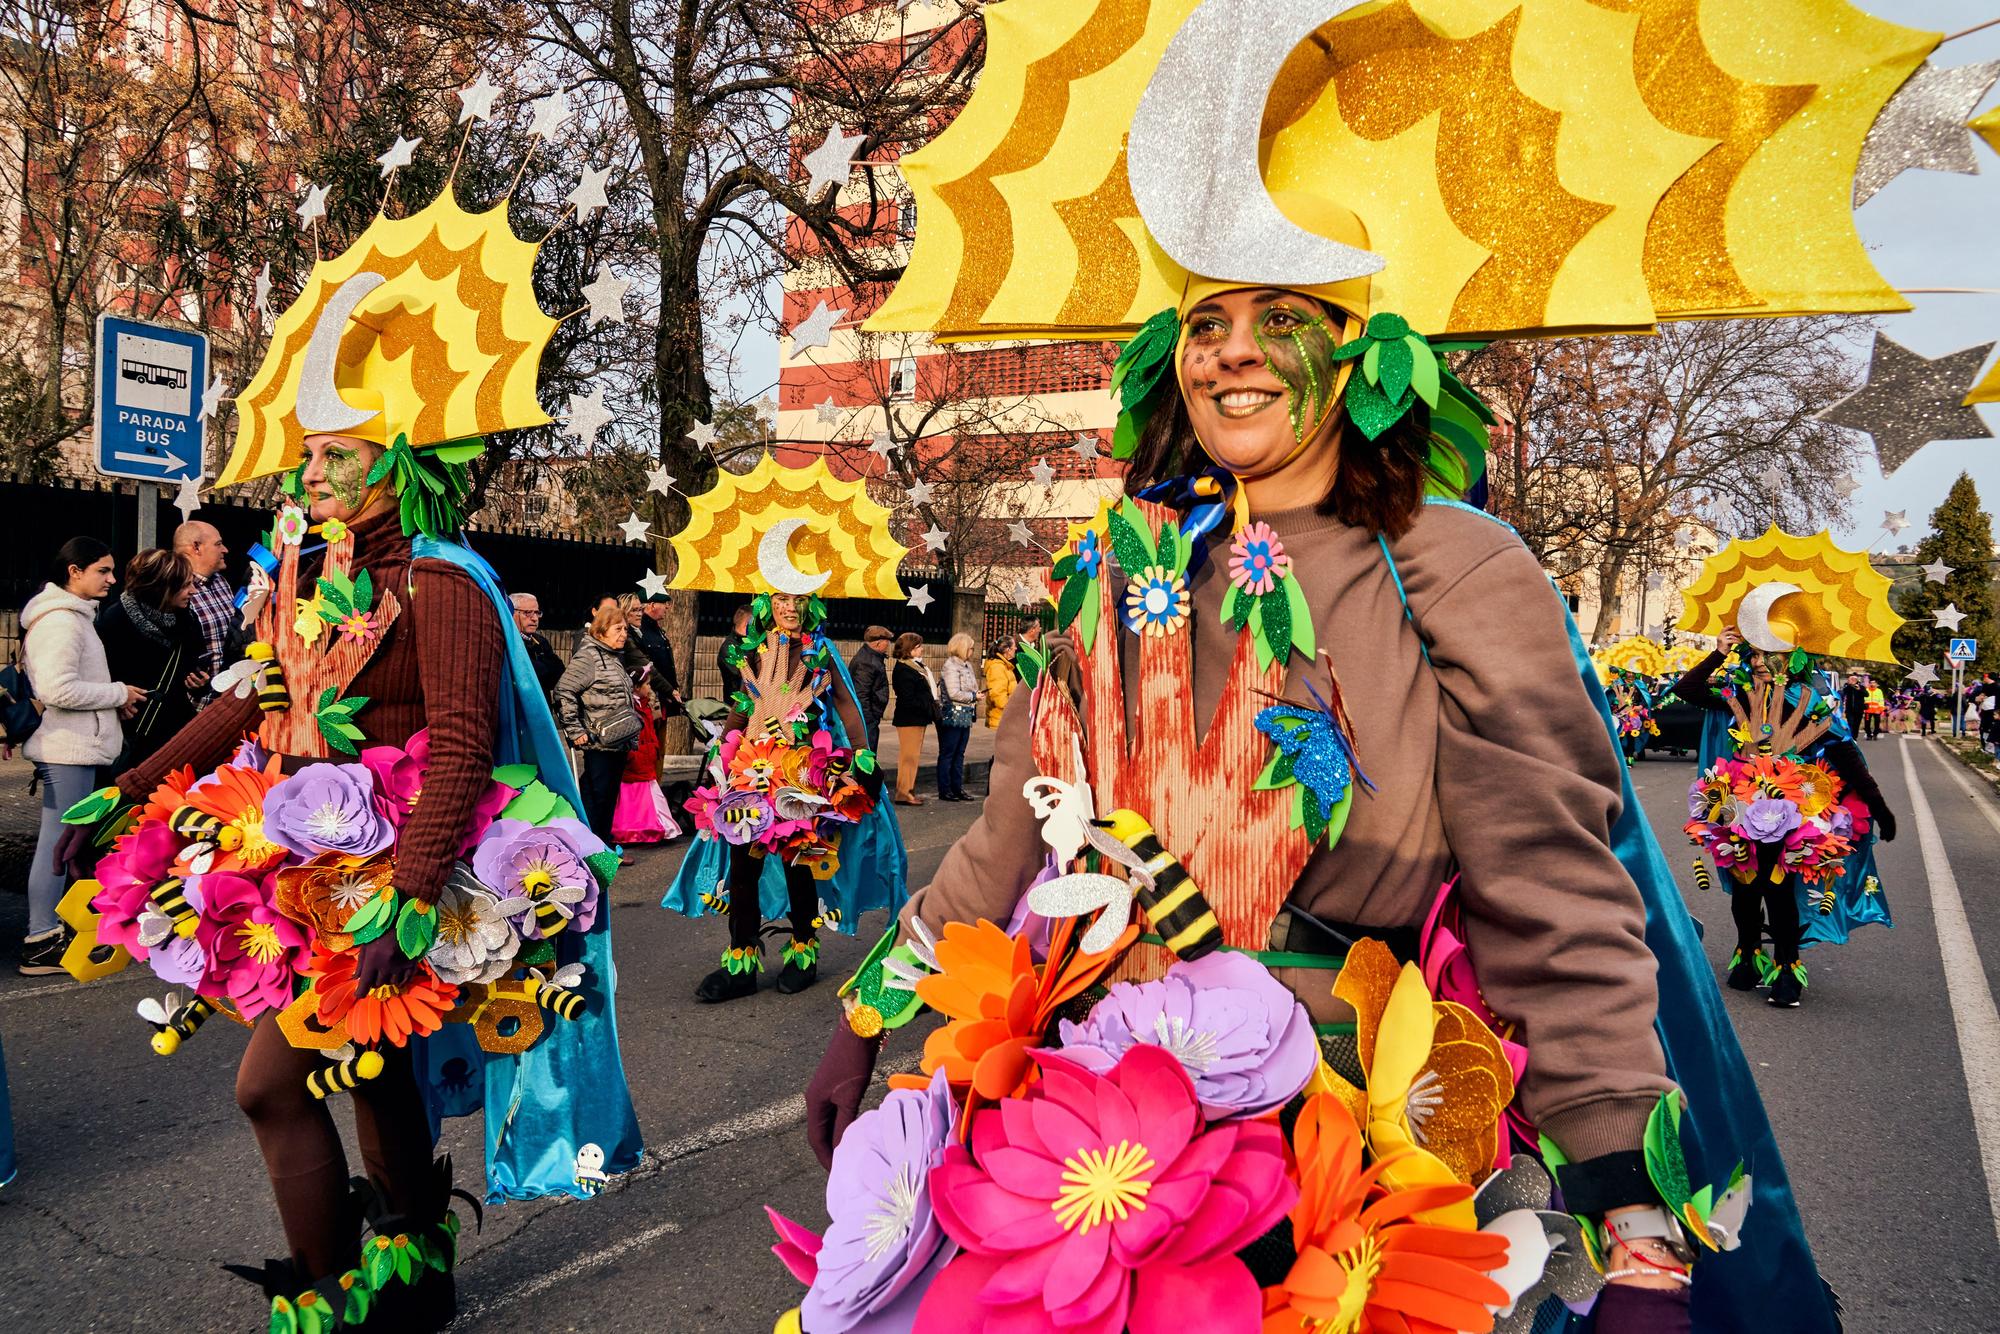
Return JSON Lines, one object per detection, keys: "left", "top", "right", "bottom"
{"left": 869, "top": 0, "right": 1935, "bottom": 344}
{"left": 666, "top": 454, "right": 910, "bottom": 600}
{"left": 1675, "top": 526, "right": 1904, "bottom": 664}
{"left": 223, "top": 191, "right": 557, "bottom": 487}
{"left": 1604, "top": 636, "right": 1668, "bottom": 678}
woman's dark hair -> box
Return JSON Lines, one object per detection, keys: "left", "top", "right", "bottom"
{"left": 893, "top": 631, "right": 923, "bottom": 660}
{"left": 51, "top": 536, "right": 113, "bottom": 587}
{"left": 124, "top": 548, "right": 192, "bottom": 609}
{"left": 1123, "top": 351, "right": 1447, "bottom": 541}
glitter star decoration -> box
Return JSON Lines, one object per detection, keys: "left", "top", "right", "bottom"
{"left": 753, "top": 398, "right": 779, "bottom": 432}
{"left": 645, "top": 465, "right": 676, "bottom": 497}
{"left": 905, "top": 478, "right": 934, "bottom": 507}
{"left": 919, "top": 524, "right": 948, "bottom": 554}
{"left": 1907, "top": 663, "right": 1941, "bottom": 687}
{"left": 375, "top": 135, "right": 421, "bottom": 178}
{"left": 567, "top": 165, "right": 611, "bottom": 219}
{"left": 1028, "top": 456, "right": 1055, "bottom": 489}
{"left": 1922, "top": 559, "right": 1954, "bottom": 583}
{"left": 814, "top": 397, "right": 842, "bottom": 425}
{"left": 564, "top": 388, "right": 612, "bottom": 444}
{"left": 1882, "top": 509, "right": 1910, "bottom": 536}
{"left": 906, "top": 584, "right": 935, "bottom": 613}
{"left": 1820, "top": 334, "right": 1996, "bottom": 476}
{"left": 1832, "top": 473, "right": 1861, "bottom": 499}
{"left": 1853, "top": 60, "right": 2000, "bottom": 206}
{"left": 1070, "top": 432, "right": 1101, "bottom": 463}
{"left": 1011, "top": 583, "right": 1040, "bottom": 608}
{"left": 253, "top": 262, "right": 271, "bottom": 317}
{"left": 1007, "top": 520, "right": 1037, "bottom": 548}
{"left": 868, "top": 430, "right": 897, "bottom": 461}
{"left": 527, "top": 89, "right": 571, "bottom": 141}
{"left": 1934, "top": 603, "right": 1968, "bottom": 632}
{"left": 637, "top": 569, "right": 670, "bottom": 599}
{"left": 789, "top": 301, "right": 843, "bottom": 354}
{"left": 172, "top": 475, "right": 203, "bottom": 521}
{"left": 580, "top": 264, "right": 631, "bottom": 325}
{"left": 801, "top": 126, "right": 866, "bottom": 200}
{"left": 688, "top": 420, "right": 719, "bottom": 451}
{"left": 1756, "top": 462, "right": 1787, "bottom": 492}
{"left": 197, "top": 374, "right": 229, "bottom": 421}
{"left": 618, "top": 512, "right": 651, "bottom": 544}
{"left": 296, "top": 182, "right": 329, "bottom": 227}
{"left": 457, "top": 72, "right": 500, "bottom": 124}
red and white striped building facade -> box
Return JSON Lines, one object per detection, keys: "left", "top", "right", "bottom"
{"left": 773, "top": 0, "right": 1123, "bottom": 606}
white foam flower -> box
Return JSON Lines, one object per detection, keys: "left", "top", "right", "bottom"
{"left": 426, "top": 866, "right": 520, "bottom": 985}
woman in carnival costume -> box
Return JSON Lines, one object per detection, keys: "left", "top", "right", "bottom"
{"left": 761, "top": 1, "right": 1949, "bottom": 1329}
{"left": 52, "top": 147, "right": 640, "bottom": 1329}
{"left": 1673, "top": 619, "right": 1896, "bottom": 1008}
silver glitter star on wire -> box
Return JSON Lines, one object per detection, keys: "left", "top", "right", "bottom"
{"left": 1934, "top": 603, "right": 1968, "bottom": 632}
{"left": 1756, "top": 462, "right": 1787, "bottom": 492}
{"left": 564, "top": 388, "right": 612, "bottom": 444}
{"left": 1071, "top": 432, "right": 1101, "bottom": 463}
{"left": 567, "top": 165, "right": 612, "bottom": 220}
{"left": 1907, "top": 663, "right": 1941, "bottom": 688}
{"left": 645, "top": 465, "right": 676, "bottom": 497}
{"left": 1853, "top": 60, "right": 2000, "bottom": 206}
{"left": 868, "top": 430, "right": 897, "bottom": 462}
{"left": 197, "top": 374, "right": 229, "bottom": 421}
{"left": 814, "top": 397, "right": 842, "bottom": 425}
{"left": 906, "top": 584, "right": 935, "bottom": 613}
{"left": 801, "top": 126, "right": 866, "bottom": 200}
{"left": 1882, "top": 509, "right": 1910, "bottom": 536}
{"left": 579, "top": 264, "right": 630, "bottom": 325}
{"left": 296, "top": 182, "right": 330, "bottom": 227}
{"left": 253, "top": 262, "right": 271, "bottom": 317}
{"left": 1819, "top": 333, "right": 1995, "bottom": 476}
{"left": 172, "top": 474, "right": 203, "bottom": 521}
{"left": 1029, "top": 456, "right": 1056, "bottom": 489}
{"left": 527, "top": 89, "right": 571, "bottom": 141}
{"left": 457, "top": 72, "right": 500, "bottom": 124}
{"left": 789, "top": 301, "right": 843, "bottom": 354}
{"left": 1923, "top": 559, "right": 1955, "bottom": 583}
{"left": 1832, "top": 473, "right": 1861, "bottom": 499}
{"left": 688, "top": 420, "right": 719, "bottom": 451}
{"left": 375, "top": 135, "right": 421, "bottom": 178}
{"left": 1007, "top": 520, "right": 1037, "bottom": 549}
{"left": 637, "top": 569, "right": 670, "bottom": 598}
{"left": 919, "top": 524, "right": 948, "bottom": 554}
{"left": 906, "top": 478, "right": 935, "bottom": 507}
{"left": 617, "top": 512, "right": 651, "bottom": 544}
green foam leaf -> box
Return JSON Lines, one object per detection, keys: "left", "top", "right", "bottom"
{"left": 396, "top": 898, "right": 438, "bottom": 959}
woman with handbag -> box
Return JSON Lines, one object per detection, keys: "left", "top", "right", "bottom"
{"left": 95, "top": 548, "right": 208, "bottom": 769}
{"left": 888, "top": 633, "right": 935, "bottom": 807}
{"left": 555, "top": 603, "right": 644, "bottom": 842}
{"left": 936, "top": 633, "right": 981, "bottom": 801}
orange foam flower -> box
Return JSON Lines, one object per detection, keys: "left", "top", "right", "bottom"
{"left": 1263, "top": 1095, "right": 1509, "bottom": 1334}
{"left": 273, "top": 853, "right": 395, "bottom": 948}
{"left": 307, "top": 941, "right": 460, "bottom": 1048}
{"left": 136, "top": 765, "right": 199, "bottom": 830}
{"left": 1731, "top": 754, "right": 1804, "bottom": 804}
{"left": 179, "top": 759, "right": 287, "bottom": 873}
{"left": 888, "top": 916, "right": 1138, "bottom": 1125}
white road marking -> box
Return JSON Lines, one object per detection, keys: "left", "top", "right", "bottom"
{"left": 1899, "top": 737, "right": 2000, "bottom": 1250}
{"left": 0, "top": 971, "right": 146, "bottom": 1004}
{"left": 454, "top": 1219, "right": 684, "bottom": 1324}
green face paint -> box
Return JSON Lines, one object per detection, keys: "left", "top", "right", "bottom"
{"left": 324, "top": 447, "right": 369, "bottom": 509}
{"left": 1254, "top": 305, "right": 1340, "bottom": 444}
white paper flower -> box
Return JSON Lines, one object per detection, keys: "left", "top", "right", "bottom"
{"left": 426, "top": 867, "right": 520, "bottom": 984}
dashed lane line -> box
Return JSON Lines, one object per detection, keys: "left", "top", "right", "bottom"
{"left": 1899, "top": 737, "right": 2000, "bottom": 1251}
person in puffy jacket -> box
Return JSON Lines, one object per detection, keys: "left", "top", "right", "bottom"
{"left": 95, "top": 548, "right": 207, "bottom": 769}
{"left": 555, "top": 604, "right": 644, "bottom": 841}
{"left": 983, "top": 638, "right": 1017, "bottom": 728}
{"left": 18, "top": 536, "right": 147, "bottom": 974}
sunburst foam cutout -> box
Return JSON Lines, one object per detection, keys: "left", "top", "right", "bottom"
{"left": 667, "top": 453, "right": 909, "bottom": 599}
{"left": 1664, "top": 643, "right": 1706, "bottom": 675}
{"left": 224, "top": 192, "right": 557, "bottom": 486}
{"left": 1603, "top": 636, "right": 1667, "bottom": 677}
{"left": 1675, "top": 525, "right": 1903, "bottom": 663}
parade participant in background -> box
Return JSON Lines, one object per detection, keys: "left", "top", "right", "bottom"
{"left": 510, "top": 593, "right": 564, "bottom": 701}
{"left": 935, "top": 633, "right": 981, "bottom": 801}
{"left": 656, "top": 454, "right": 911, "bottom": 1003}
{"left": 96, "top": 548, "right": 208, "bottom": 767}
{"left": 845, "top": 624, "right": 892, "bottom": 754}
{"left": 1841, "top": 669, "right": 1866, "bottom": 738}
{"left": 557, "top": 604, "right": 645, "bottom": 843}
{"left": 718, "top": 603, "right": 753, "bottom": 704}
{"left": 612, "top": 675, "right": 683, "bottom": 845}
{"left": 17, "top": 537, "right": 145, "bottom": 974}
{"left": 1863, "top": 675, "right": 1886, "bottom": 739}
{"left": 888, "top": 632, "right": 935, "bottom": 807}
{"left": 49, "top": 144, "right": 638, "bottom": 1330}
{"left": 983, "top": 636, "right": 1017, "bottom": 727}
{"left": 1920, "top": 684, "right": 1942, "bottom": 736}
{"left": 769, "top": 5, "right": 1936, "bottom": 1327}
{"left": 173, "top": 520, "right": 237, "bottom": 681}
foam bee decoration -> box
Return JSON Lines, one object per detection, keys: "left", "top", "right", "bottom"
{"left": 137, "top": 990, "right": 219, "bottom": 1056}
{"left": 527, "top": 962, "right": 588, "bottom": 1021}
{"left": 308, "top": 1043, "right": 385, "bottom": 1100}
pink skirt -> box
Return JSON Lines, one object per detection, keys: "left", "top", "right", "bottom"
{"left": 613, "top": 779, "right": 683, "bottom": 843}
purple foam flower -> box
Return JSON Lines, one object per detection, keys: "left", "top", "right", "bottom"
{"left": 469, "top": 817, "right": 605, "bottom": 937}
{"left": 1734, "top": 797, "right": 1803, "bottom": 844}
{"left": 1056, "top": 949, "right": 1317, "bottom": 1118}
{"left": 794, "top": 1068, "right": 959, "bottom": 1333}
{"left": 712, "top": 789, "right": 775, "bottom": 846}
{"left": 262, "top": 763, "right": 395, "bottom": 861}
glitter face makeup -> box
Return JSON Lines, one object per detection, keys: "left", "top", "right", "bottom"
{"left": 325, "top": 447, "right": 369, "bottom": 509}
{"left": 300, "top": 435, "right": 388, "bottom": 524}
{"left": 1176, "top": 289, "right": 1346, "bottom": 480}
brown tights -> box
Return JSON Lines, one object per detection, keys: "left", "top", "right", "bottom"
{"left": 235, "top": 1014, "right": 441, "bottom": 1278}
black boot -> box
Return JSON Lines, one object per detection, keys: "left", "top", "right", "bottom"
{"left": 775, "top": 937, "right": 820, "bottom": 995}
{"left": 695, "top": 945, "right": 762, "bottom": 1002}
{"left": 1768, "top": 961, "right": 1806, "bottom": 1008}
{"left": 350, "top": 1157, "right": 479, "bottom": 1334}
{"left": 1725, "top": 948, "right": 1767, "bottom": 991}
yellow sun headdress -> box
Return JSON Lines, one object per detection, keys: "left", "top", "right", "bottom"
{"left": 666, "top": 453, "right": 910, "bottom": 601}
{"left": 222, "top": 176, "right": 563, "bottom": 537}
{"left": 1604, "top": 636, "right": 1669, "bottom": 679}
{"left": 1675, "top": 525, "right": 1904, "bottom": 663}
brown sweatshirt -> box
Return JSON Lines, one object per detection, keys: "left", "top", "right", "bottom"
{"left": 901, "top": 500, "right": 1671, "bottom": 1161}
{"left": 116, "top": 509, "right": 503, "bottom": 905}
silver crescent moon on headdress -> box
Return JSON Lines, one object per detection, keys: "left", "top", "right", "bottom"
{"left": 757, "top": 518, "right": 831, "bottom": 596}
{"left": 295, "top": 272, "right": 387, "bottom": 434}
{"left": 1127, "top": 0, "right": 1387, "bottom": 289}
{"left": 1737, "top": 582, "right": 1805, "bottom": 652}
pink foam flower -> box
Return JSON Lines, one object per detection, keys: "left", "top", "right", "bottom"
{"left": 920, "top": 1045, "right": 1294, "bottom": 1334}
{"left": 91, "top": 820, "right": 184, "bottom": 956}
{"left": 195, "top": 871, "right": 309, "bottom": 1019}
{"left": 360, "top": 728, "right": 516, "bottom": 852}
{"left": 1227, "top": 522, "right": 1290, "bottom": 597}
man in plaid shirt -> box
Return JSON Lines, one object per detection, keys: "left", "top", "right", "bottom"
{"left": 174, "top": 520, "right": 237, "bottom": 698}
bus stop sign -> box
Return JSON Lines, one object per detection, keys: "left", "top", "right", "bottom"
{"left": 93, "top": 313, "right": 207, "bottom": 483}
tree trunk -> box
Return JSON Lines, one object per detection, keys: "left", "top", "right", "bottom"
{"left": 1590, "top": 553, "right": 1628, "bottom": 642}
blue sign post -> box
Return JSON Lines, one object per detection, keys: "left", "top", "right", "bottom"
{"left": 94, "top": 313, "right": 207, "bottom": 484}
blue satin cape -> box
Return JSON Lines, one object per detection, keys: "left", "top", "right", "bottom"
{"left": 662, "top": 642, "right": 909, "bottom": 930}
{"left": 1414, "top": 500, "right": 1839, "bottom": 1331}
{"left": 411, "top": 535, "right": 645, "bottom": 1202}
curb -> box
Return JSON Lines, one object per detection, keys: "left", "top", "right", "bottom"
{"left": 1933, "top": 733, "right": 2000, "bottom": 798}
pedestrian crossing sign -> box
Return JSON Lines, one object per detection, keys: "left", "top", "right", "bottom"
{"left": 1948, "top": 638, "right": 1977, "bottom": 662}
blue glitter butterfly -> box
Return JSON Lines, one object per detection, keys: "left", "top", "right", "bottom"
{"left": 1254, "top": 657, "right": 1375, "bottom": 821}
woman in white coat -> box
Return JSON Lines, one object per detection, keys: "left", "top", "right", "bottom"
{"left": 17, "top": 537, "right": 146, "bottom": 974}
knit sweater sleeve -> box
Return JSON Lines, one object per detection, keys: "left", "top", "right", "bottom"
{"left": 392, "top": 559, "right": 503, "bottom": 905}
{"left": 1419, "top": 538, "right": 1673, "bottom": 1162}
